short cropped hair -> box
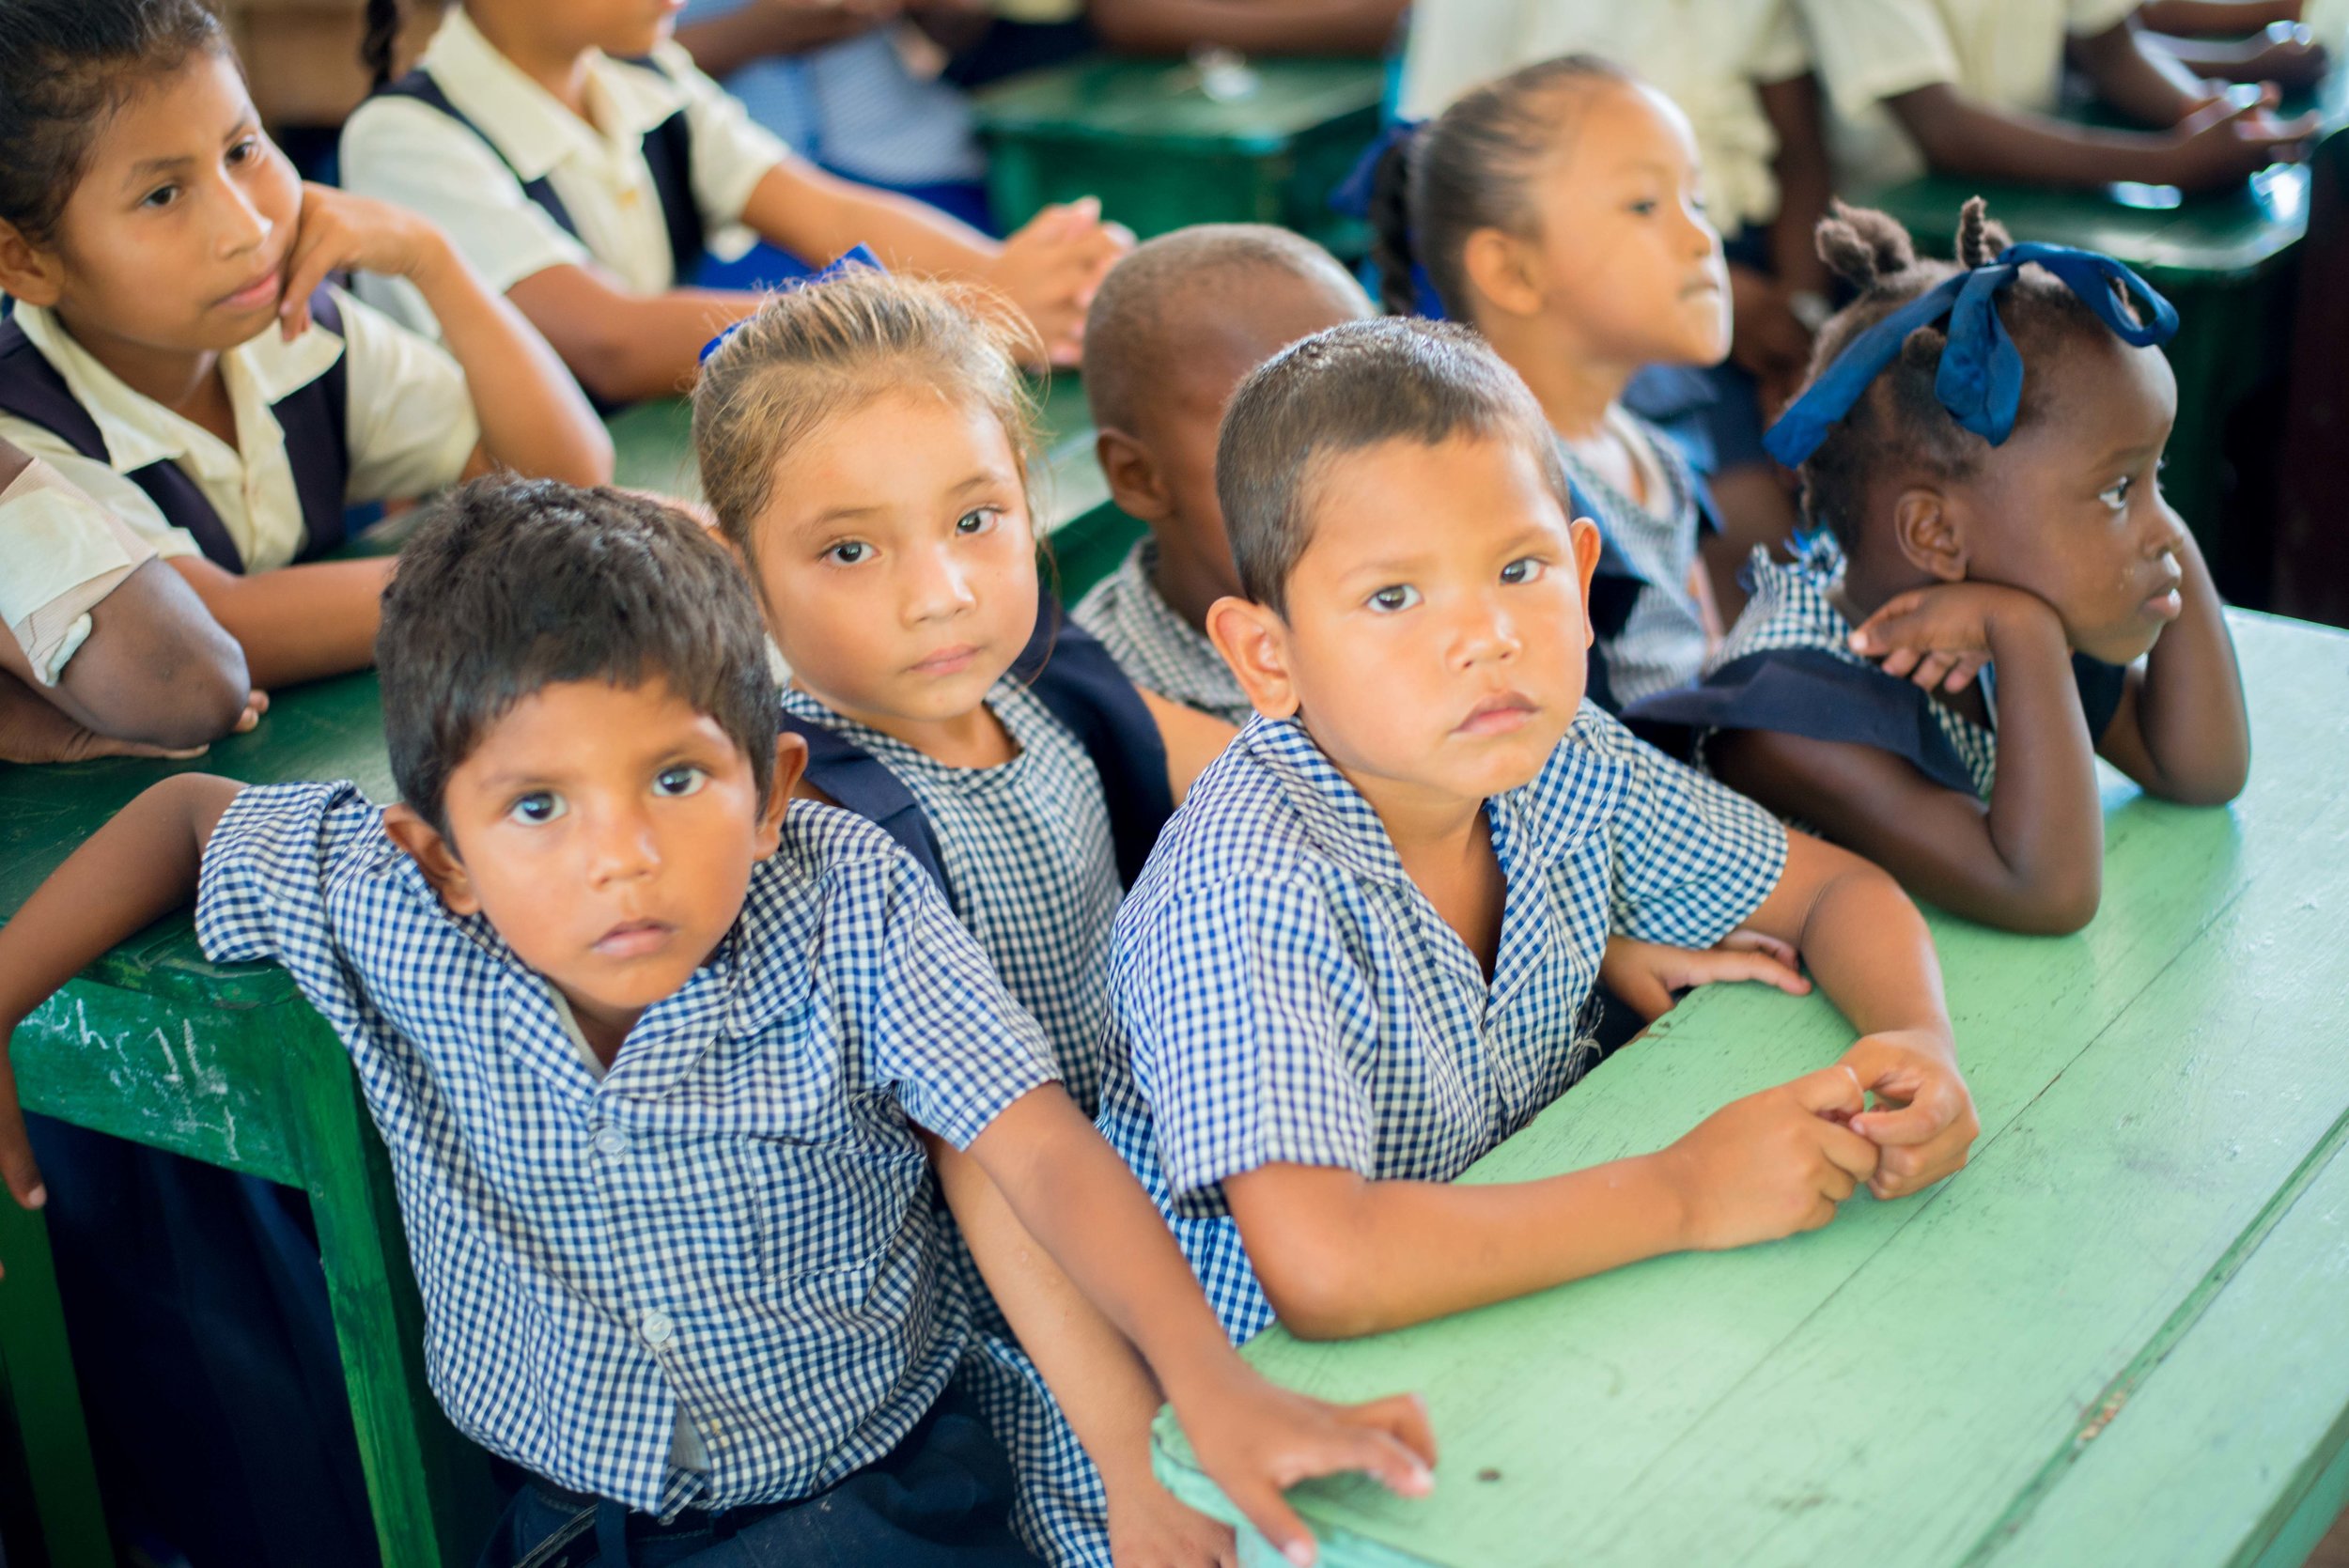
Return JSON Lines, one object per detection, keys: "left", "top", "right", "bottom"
{"left": 378, "top": 479, "right": 779, "bottom": 835}
{"left": 1215, "top": 318, "right": 1572, "bottom": 613}
{"left": 1082, "top": 223, "right": 1371, "bottom": 435}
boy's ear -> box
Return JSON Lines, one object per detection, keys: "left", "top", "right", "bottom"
{"left": 1095, "top": 427, "right": 1174, "bottom": 523}
{"left": 0, "top": 221, "right": 65, "bottom": 309}
{"left": 1461, "top": 226, "right": 1544, "bottom": 321}
{"left": 1206, "top": 595, "right": 1298, "bottom": 720}
{"left": 381, "top": 804, "right": 481, "bottom": 916}
{"left": 759, "top": 732, "right": 805, "bottom": 855}
{"left": 1568, "top": 516, "right": 1605, "bottom": 648}
{"left": 1890, "top": 488, "right": 1968, "bottom": 582}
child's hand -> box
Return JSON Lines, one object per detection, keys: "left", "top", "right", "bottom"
{"left": 0, "top": 1037, "right": 49, "bottom": 1276}
{"left": 1599, "top": 929, "right": 1812, "bottom": 1024}
{"left": 276, "top": 183, "right": 454, "bottom": 339}
{"left": 1657, "top": 1065, "right": 1879, "bottom": 1251}
{"left": 1105, "top": 1468, "right": 1239, "bottom": 1568}
{"left": 985, "top": 197, "right": 1134, "bottom": 367}
{"left": 1847, "top": 581, "right": 2059, "bottom": 694}
{"left": 1166, "top": 1364, "right": 1436, "bottom": 1567}
{"left": 1839, "top": 1028, "right": 1978, "bottom": 1200}
{"left": 2158, "top": 85, "right": 2319, "bottom": 190}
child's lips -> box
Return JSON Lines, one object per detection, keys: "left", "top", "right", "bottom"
{"left": 909, "top": 644, "right": 981, "bottom": 677}
{"left": 1455, "top": 691, "right": 1538, "bottom": 736}
{"left": 2143, "top": 587, "right": 2184, "bottom": 623}
{"left": 219, "top": 268, "right": 283, "bottom": 312}
{"left": 593, "top": 919, "right": 675, "bottom": 959}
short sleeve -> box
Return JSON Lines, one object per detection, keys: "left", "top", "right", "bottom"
{"left": 1750, "top": 0, "right": 1812, "bottom": 83}
{"left": 337, "top": 97, "right": 594, "bottom": 321}
{"left": 1590, "top": 714, "right": 1788, "bottom": 947}
{"left": 195, "top": 783, "right": 399, "bottom": 1034}
{"left": 853, "top": 848, "right": 1058, "bottom": 1148}
{"left": 2064, "top": 0, "right": 2139, "bottom": 36}
{"left": 0, "top": 458, "right": 157, "bottom": 685}
{"left": 1120, "top": 874, "right": 1378, "bottom": 1215}
{"left": 0, "top": 415, "right": 196, "bottom": 566}
{"left": 1797, "top": 0, "right": 1961, "bottom": 119}
{"left": 657, "top": 41, "right": 789, "bottom": 228}
{"left": 1394, "top": 0, "right": 1529, "bottom": 118}
{"left": 333, "top": 287, "right": 482, "bottom": 505}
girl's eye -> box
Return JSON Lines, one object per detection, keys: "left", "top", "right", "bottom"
{"left": 226, "top": 137, "right": 257, "bottom": 166}
{"left": 653, "top": 765, "right": 708, "bottom": 799}
{"left": 1627, "top": 199, "right": 1658, "bottom": 217}
{"left": 2098, "top": 475, "right": 2134, "bottom": 510}
{"left": 1367, "top": 584, "right": 1421, "bottom": 613}
{"left": 955, "top": 507, "right": 1001, "bottom": 536}
{"left": 507, "top": 791, "right": 566, "bottom": 826}
{"left": 138, "top": 184, "right": 179, "bottom": 210}
{"left": 1500, "top": 557, "right": 1547, "bottom": 585}
{"left": 824, "top": 540, "right": 871, "bottom": 566}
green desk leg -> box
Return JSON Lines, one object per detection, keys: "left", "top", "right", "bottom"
{"left": 0, "top": 1200, "right": 113, "bottom": 1568}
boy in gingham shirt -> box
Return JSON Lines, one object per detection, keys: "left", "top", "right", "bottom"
{"left": 0, "top": 480, "right": 1434, "bottom": 1568}
{"left": 1094, "top": 319, "right": 1982, "bottom": 1344}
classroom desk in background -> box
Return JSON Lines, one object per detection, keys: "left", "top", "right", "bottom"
{"left": 1154, "top": 610, "right": 2349, "bottom": 1568}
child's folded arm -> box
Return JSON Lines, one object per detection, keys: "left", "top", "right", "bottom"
{"left": 165, "top": 554, "right": 396, "bottom": 690}
{"left": 2094, "top": 533, "right": 2249, "bottom": 807}
{"left": 504, "top": 264, "right": 760, "bottom": 407}
{"left": 0, "top": 772, "right": 244, "bottom": 1226}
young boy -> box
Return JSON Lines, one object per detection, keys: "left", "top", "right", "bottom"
{"left": 0, "top": 480, "right": 1434, "bottom": 1567}
{"left": 1093, "top": 319, "right": 1981, "bottom": 1344}
{"left": 1077, "top": 225, "right": 1373, "bottom": 727}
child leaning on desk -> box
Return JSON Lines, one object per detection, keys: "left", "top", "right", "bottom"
{"left": 0, "top": 481, "right": 1437, "bottom": 1568}
{"left": 1092, "top": 318, "right": 1981, "bottom": 1348}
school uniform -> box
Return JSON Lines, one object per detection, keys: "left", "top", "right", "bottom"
{"left": 1559, "top": 414, "right": 1715, "bottom": 710}
{"left": 0, "top": 456, "right": 156, "bottom": 685}
{"left": 1072, "top": 539, "right": 1254, "bottom": 728}
{"left": 1796, "top": 0, "right": 2142, "bottom": 190}
{"left": 0, "top": 293, "right": 477, "bottom": 572}
{"left": 195, "top": 781, "right": 1066, "bottom": 1564}
{"left": 1626, "top": 536, "right": 2127, "bottom": 803}
{"left": 339, "top": 8, "right": 789, "bottom": 340}
{"left": 1397, "top": 0, "right": 1812, "bottom": 241}
{"left": 1094, "top": 706, "right": 1788, "bottom": 1343}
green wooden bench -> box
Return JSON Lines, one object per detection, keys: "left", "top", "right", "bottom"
{"left": 1153, "top": 609, "right": 2349, "bottom": 1568}
{"left": 970, "top": 54, "right": 1384, "bottom": 256}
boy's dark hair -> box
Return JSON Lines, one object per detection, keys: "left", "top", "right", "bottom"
{"left": 0, "top": 0, "right": 225, "bottom": 247}
{"left": 378, "top": 479, "right": 780, "bottom": 836}
{"left": 1797, "top": 197, "right": 2114, "bottom": 556}
{"left": 1081, "top": 224, "right": 1371, "bottom": 436}
{"left": 1216, "top": 318, "right": 1572, "bottom": 615}
{"left": 1369, "top": 54, "right": 1631, "bottom": 319}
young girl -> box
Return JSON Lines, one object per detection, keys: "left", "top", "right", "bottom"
{"left": 692, "top": 266, "right": 1239, "bottom": 1567}
{"left": 1371, "top": 56, "right": 1735, "bottom": 712}
{"left": 1629, "top": 199, "right": 2250, "bottom": 934}
{"left": 341, "top": 0, "right": 1127, "bottom": 408}
{"left": 0, "top": 0, "right": 608, "bottom": 691}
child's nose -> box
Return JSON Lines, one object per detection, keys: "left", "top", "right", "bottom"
{"left": 1452, "top": 598, "right": 1521, "bottom": 665}
{"left": 585, "top": 809, "right": 660, "bottom": 884}
{"left": 903, "top": 548, "right": 977, "bottom": 621}
{"left": 214, "top": 177, "right": 272, "bottom": 257}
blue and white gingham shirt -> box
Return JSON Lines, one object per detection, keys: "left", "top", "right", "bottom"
{"left": 1095, "top": 706, "right": 1788, "bottom": 1343}
{"left": 195, "top": 783, "right": 1058, "bottom": 1519}
{"left": 1557, "top": 411, "right": 1712, "bottom": 708}
{"left": 1073, "top": 540, "right": 1255, "bottom": 728}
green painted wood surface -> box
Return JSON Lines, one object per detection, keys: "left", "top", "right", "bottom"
{"left": 1156, "top": 611, "right": 2349, "bottom": 1568}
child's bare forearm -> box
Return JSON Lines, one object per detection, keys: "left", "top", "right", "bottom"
{"left": 2126, "top": 536, "right": 2248, "bottom": 802}
{"left": 0, "top": 775, "right": 241, "bottom": 1029}
{"left": 2072, "top": 18, "right": 2207, "bottom": 126}
{"left": 744, "top": 162, "right": 999, "bottom": 284}
{"left": 1979, "top": 609, "right": 2106, "bottom": 922}
{"left": 408, "top": 241, "right": 611, "bottom": 486}
{"left": 1779, "top": 842, "right": 1952, "bottom": 1048}
{"left": 167, "top": 555, "right": 393, "bottom": 688}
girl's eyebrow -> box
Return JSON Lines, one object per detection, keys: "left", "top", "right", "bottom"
{"left": 121, "top": 152, "right": 193, "bottom": 187}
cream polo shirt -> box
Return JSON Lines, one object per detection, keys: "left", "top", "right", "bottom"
{"left": 1798, "top": 0, "right": 2142, "bottom": 190}
{"left": 338, "top": 8, "right": 789, "bottom": 337}
{"left": 1396, "top": 0, "right": 1812, "bottom": 237}
{"left": 0, "top": 290, "right": 481, "bottom": 572}
{"left": 0, "top": 457, "right": 158, "bottom": 686}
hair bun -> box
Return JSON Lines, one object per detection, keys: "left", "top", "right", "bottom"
{"left": 1955, "top": 196, "right": 2014, "bottom": 269}
{"left": 1815, "top": 200, "right": 1919, "bottom": 292}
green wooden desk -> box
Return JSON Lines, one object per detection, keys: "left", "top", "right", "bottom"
{"left": 1156, "top": 611, "right": 2349, "bottom": 1568}
{"left": 971, "top": 54, "right": 1382, "bottom": 256}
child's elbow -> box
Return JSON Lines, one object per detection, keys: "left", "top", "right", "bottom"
{"left": 1252, "top": 1235, "right": 1385, "bottom": 1341}
{"left": 2003, "top": 874, "right": 2102, "bottom": 937}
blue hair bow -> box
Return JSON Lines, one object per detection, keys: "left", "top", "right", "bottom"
{"left": 1762, "top": 241, "right": 2179, "bottom": 469}
{"left": 1328, "top": 117, "right": 1423, "bottom": 221}
{"left": 698, "top": 243, "right": 886, "bottom": 365}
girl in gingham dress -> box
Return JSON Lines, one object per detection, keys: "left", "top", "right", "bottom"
{"left": 691, "top": 264, "right": 1237, "bottom": 1568}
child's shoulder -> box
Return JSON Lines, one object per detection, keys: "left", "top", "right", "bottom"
{"left": 1710, "top": 539, "right": 1855, "bottom": 674}
{"left": 1130, "top": 720, "right": 1349, "bottom": 891}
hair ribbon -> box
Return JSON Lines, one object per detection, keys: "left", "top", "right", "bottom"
{"left": 699, "top": 243, "right": 886, "bottom": 365}
{"left": 1329, "top": 117, "right": 1423, "bottom": 220}
{"left": 1763, "top": 241, "right": 2180, "bottom": 469}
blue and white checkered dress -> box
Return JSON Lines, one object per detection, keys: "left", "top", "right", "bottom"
{"left": 1556, "top": 411, "right": 1712, "bottom": 708}
{"left": 194, "top": 784, "right": 1059, "bottom": 1524}
{"left": 1703, "top": 535, "right": 1999, "bottom": 797}
{"left": 1073, "top": 540, "right": 1254, "bottom": 727}
{"left": 1094, "top": 706, "right": 1789, "bottom": 1342}
{"left": 779, "top": 679, "right": 1124, "bottom": 1118}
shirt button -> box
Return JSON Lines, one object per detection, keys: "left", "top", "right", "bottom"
{"left": 641, "top": 1311, "right": 677, "bottom": 1349}
{"left": 592, "top": 1127, "right": 628, "bottom": 1157}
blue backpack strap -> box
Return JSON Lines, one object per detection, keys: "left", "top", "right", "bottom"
{"left": 0, "top": 318, "right": 244, "bottom": 569}
{"left": 276, "top": 286, "right": 353, "bottom": 562}
{"left": 1012, "top": 583, "right": 1175, "bottom": 890}
{"left": 375, "top": 70, "right": 583, "bottom": 241}
{"left": 620, "top": 56, "right": 708, "bottom": 284}
{"left": 1623, "top": 646, "right": 1981, "bottom": 796}
{"left": 783, "top": 709, "right": 954, "bottom": 893}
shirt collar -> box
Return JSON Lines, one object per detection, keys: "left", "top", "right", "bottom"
{"left": 1116, "top": 541, "right": 1251, "bottom": 710}
{"left": 420, "top": 8, "right": 690, "bottom": 184}
{"left": 1237, "top": 716, "right": 1415, "bottom": 887}
{"left": 12, "top": 301, "right": 346, "bottom": 475}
